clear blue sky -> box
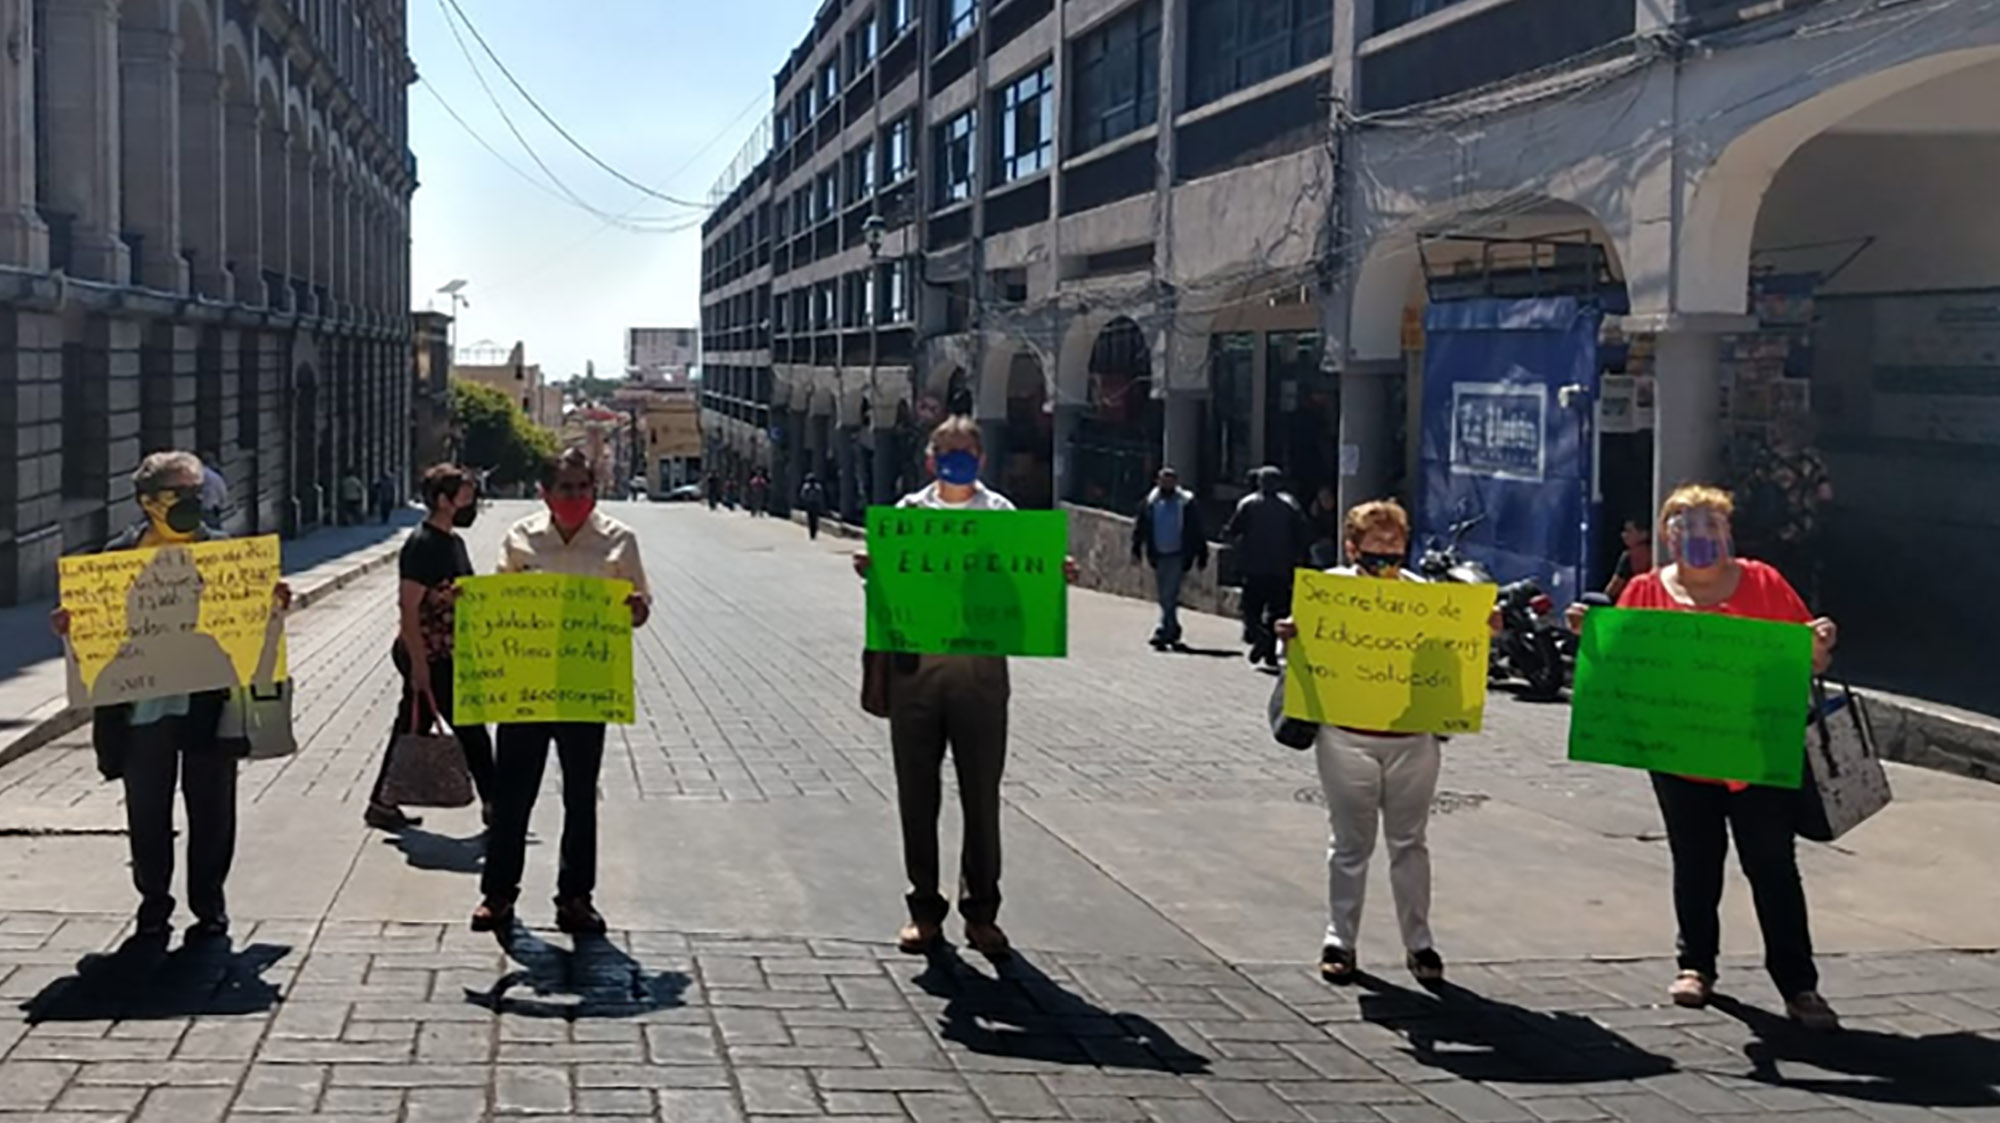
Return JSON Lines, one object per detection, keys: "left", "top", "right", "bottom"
{"left": 408, "top": 0, "right": 805, "bottom": 381}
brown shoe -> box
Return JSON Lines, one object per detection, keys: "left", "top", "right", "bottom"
{"left": 364, "top": 803, "right": 421, "bottom": 831}
{"left": 554, "top": 895, "right": 607, "bottom": 936}
{"left": 470, "top": 898, "right": 514, "bottom": 934}
{"left": 897, "top": 920, "right": 942, "bottom": 955}
{"left": 1668, "top": 970, "right": 1714, "bottom": 1009}
{"left": 965, "top": 922, "right": 1013, "bottom": 961}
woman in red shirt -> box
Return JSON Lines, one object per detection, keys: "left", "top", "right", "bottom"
{"left": 1583, "top": 484, "right": 1840, "bottom": 1030}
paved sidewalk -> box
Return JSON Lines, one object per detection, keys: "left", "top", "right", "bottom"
{"left": 0, "top": 504, "right": 1991, "bottom": 1123}
{"left": 0, "top": 513, "right": 425, "bottom": 769}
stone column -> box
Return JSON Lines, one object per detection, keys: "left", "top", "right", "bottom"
{"left": 179, "top": 64, "right": 228, "bottom": 298}
{"left": 836, "top": 425, "right": 859, "bottom": 522}
{"left": 1335, "top": 360, "right": 1401, "bottom": 514}
{"left": 1631, "top": 313, "right": 1757, "bottom": 509}
{"left": 0, "top": 0, "right": 48, "bottom": 269}
{"left": 287, "top": 139, "right": 313, "bottom": 313}
{"left": 225, "top": 101, "right": 262, "bottom": 302}
{"left": 312, "top": 159, "right": 332, "bottom": 303}
{"left": 118, "top": 24, "right": 189, "bottom": 292}
{"left": 40, "top": 0, "right": 129, "bottom": 282}
{"left": 1162, "top": 391, "right": 1201, "bottom": 480}
{"left": 261, "top": 115, "right": 289, "bottom": 306}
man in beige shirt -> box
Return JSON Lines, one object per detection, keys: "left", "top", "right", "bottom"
{"left": 475, "top": 448, "right": 651, "bottom": 936}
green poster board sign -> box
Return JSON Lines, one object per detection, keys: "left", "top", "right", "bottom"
{"left": 865, "top": 507, "right": 1068, "bottom": 657}
{"left": 454, "top": 574, "right": 636, "bottom": 725}
{"left": 1569, "top": 608, "right": 1812, "bottom": 788}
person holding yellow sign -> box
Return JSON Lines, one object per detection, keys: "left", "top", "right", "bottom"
{"left": 49, "top": 451, "right": 290, "bottom": 948}
{"left": 474, "top": 448, "right": 652, "bottom": 937}
{"left": 1276, "top": 499, "right": 1499, "bottom": 987}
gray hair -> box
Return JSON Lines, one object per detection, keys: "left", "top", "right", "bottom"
{"left": 132, "top": 450, "right": 204, "bottom": 494}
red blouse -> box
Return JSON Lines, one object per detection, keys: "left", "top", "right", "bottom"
{"left": 1615, "top": 560, "right": 1812, "bottom": 790}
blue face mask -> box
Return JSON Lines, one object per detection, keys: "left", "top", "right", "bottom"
{"left": 935, "top": 449, "right": 980, "bottom": 486}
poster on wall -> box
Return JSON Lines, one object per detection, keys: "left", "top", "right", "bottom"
{"left": 1449, "top": 379, "right": 1548, "bottom": 482}
{"left": 1599, "top": 376, "right": 1636, "bottom": 435}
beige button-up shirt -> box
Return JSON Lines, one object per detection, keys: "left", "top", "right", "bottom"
{"left": 497, "top": 508, "right": 652, "bottom": 601}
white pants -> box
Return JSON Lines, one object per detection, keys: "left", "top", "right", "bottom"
{"left": 1313, "top": 727, "right": 1442, "bottom": 953}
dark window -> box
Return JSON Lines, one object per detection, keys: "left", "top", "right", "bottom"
{"left": 940, "top": 0, "right": 978, "bottom": 48}
{"left": 819, "top": 60, "right": 841, "bottom": 108}
{"left": 815, "top": 282, "right": 837, "bottom": 329}
{"left": 1372, "top": 0, "right": 1473, "bottom": 34}
{"left": 1359, "top": 0, "right": 1634, "bottom": 112}
{"left": 776, "top": 106, "right": 793, "bottom": 146}
{"left": 933, "top": 109, "right": 976, "bottom": 206}
{"left": 1186, "top": 0, "right": 1330, "bottom": 108}
{"left": 882, "top": 260, "right": 910, "bottom": 323}
{"left": 886, "top": 0, "right": 913, "bottom": 39}
{"left": 1070, "top": 1, "right": 1160, "bottom": 153}
{"left": 1209, "top": 333, "right": 1255, "bottom": 486}
{"left": 993, "top": 64, "right": 1053, "bottom": 184}
{"left": 793, "top": 188, "right": 813, "bottom": 229}
{"left": 847, "top": 141, "right": 876, "bottom": 203}
{"left": 817, "top": 171, "right": 840, "bottom": 219}
{"left": 882, "top": 116, "right": 914, "bottom": 181}
{"left": 775, "top": 195, "right": 793, "bottom": 238}
{"left": 850, "top": 15, "right": 877, "bottom": 71}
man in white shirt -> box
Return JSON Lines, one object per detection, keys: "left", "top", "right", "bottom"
{"left": 854, "top": 417, "right": 1075, "bottom": 960}
{"left": 474, "top": 448, "right": 652, "bottom": 936}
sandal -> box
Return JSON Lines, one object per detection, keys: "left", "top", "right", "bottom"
{"left": 1668, "top": 970, "right": 1714, "bottom": 1009}
{"left": 897, "top": 920, "right": 942, "bottom": 955}
{"left": 469, "top": 898, "right": 515, "bottom": 934}
{"left": 1319, "top": 945, "right": 1357, "bottom": 985}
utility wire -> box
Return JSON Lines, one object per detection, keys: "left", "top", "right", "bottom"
{"left": 439, "top": 0, "right": 709, "bottom": 210}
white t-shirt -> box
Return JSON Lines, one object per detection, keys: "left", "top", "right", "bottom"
{"left": 896, "top": 481, "right": 1016, "bottom": 511}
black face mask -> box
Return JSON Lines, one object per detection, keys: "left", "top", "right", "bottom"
{"left": 163, "top": 497, "right": 204, "bottom": 535}
{"left": 1356, "top": 552, "right": 1403, "bottom": 576}
{"left": 451, "top": 503, "right": 478, "bottom": 529}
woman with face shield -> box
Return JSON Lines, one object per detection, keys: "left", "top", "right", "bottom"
{"left": 1579, "top": 484, "right": 1841, "bottom": 1030}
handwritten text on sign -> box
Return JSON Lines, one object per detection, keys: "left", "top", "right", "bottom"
{"left": 60, "top": 535, "right": 287, "bottom": 707}
{"left": 1283, "top": 571, "right": 1495, "bottom": 735}
{"left": 1569, "top": 608, "right": 1811, "bottom": 789}
{"left": 865, "top": 508, "right": 1068, "bottom": 657}
{"left": 453, "top": 574, "right": 636, "bottom": 724}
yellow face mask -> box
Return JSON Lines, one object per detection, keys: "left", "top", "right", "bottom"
{"left": 138, "top": 488, "right": 205, "bottom": 542}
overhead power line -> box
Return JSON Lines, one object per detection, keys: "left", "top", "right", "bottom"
{"left": 439, "top": 0, "right": 709, "bottom": 211}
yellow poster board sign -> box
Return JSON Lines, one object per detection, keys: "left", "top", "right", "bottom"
{"left": 1282, "top": 570, "right": 1495, "bottom": 735}
{"left": 453, "top": 574, "right": 636, "bottom": 725}
{"left": 59, "top": 535, "right": 288, "bottom": 707}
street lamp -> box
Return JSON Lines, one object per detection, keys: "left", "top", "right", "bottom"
{"left": 863, "top": 215, "right": 885, "bottom": 505}
{"left": 437, "top": 279, "right": 470, "bottom": 356}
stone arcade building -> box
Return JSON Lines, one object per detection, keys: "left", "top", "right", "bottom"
{"left": 0, "top": 0, "right": 415, "bottom": 604}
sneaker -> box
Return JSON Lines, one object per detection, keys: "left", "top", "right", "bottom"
{"left": 364, "top": 804, "right": 421, "bottom": 831}
{"left": 1786, "top": 990, "right": 1840, "bottom": 1031}
{"left": 186, "top": 916, "right": 230, "bottom": 942}
{"left": 1668, "top": 970, "right": 1714, "bottom": 1008}
{"left": 897, "top": 920, "right": 942, "bottom": 954}
{"left": 965, "top": 922, "right": 1013, "bottom": 962}
{"left": 1407, "top": 948, "right": 1445, "bottom": 982}
{"left": 469, "top": 898, "right": 514, "bottom": 934}
{"left": 1319, "top": 945, "right": 1357, "bottom": 985}
{"left": 554, "top": 895, "right": 607, "bottom": 936}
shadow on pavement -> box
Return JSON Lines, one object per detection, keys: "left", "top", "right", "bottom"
{"left": 1357, "top": 977, "right": 1674, "bottom": 1084}
{"left": 464, "top": 926, "right": 688, "bottom": 1019}
{"left": 911, "top": 945, "right": 1210, "bottom": 1073}
{"left": 19, "top": 936, "right": 289, "bottom": 1023}
{"left": 387, "top": 827, "right": 486, "bottom": 875}
{"left": 1716, "top": 995, "right": 2000, "bottom": 1108}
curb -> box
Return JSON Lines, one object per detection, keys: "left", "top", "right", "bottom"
{"left": 1861, "top": 689, "right": 2000, "bottom": 786}
{"left": 0, "top": 539, "right": 407, "bottom": 773}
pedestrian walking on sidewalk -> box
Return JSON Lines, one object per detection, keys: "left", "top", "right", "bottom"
{"left": 473, "top": 447, "right": 653, "bottom": 936}
{"left": 1130, "top": 467, "right": 1208, "bottom": 649}
{"left": 799, "top": 474, "right": 827, "bottom": 540}
{"left": 364, "top": 464, "right": 496, "bottom": 832}
{"left": 853, "top": 417, "right": 1078, "bottom": 960}
{"left": 748, "top": 471, "right": 769, "bottom": 516}
{"left": 339, "top": 467, "right": 366, "bottom": 526}
{"left": 50, "top": 451, "right": 291, "bottom": 947}
{"left": 1223, "top": 466, "right": 1309, "bottom": 668}
{"left": 1570, "top": 484, "right": 1842, "bottom": 1031}
{"left": 1275, "top": 499, "right": 1492, "bottom": 987}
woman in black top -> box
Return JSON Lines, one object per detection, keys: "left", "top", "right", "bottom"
{"left": 365, "top": 464, "right": 496, "bottom": 830}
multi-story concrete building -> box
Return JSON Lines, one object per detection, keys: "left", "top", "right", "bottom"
{"left": 0, "top": 0, "right": 417, "bottom": 604}
{"left": 701, "top": 0, "right": 2000, "bottom": 690}
{"left": 627, "top": 326, "right": 698, "bottom": 385}
{"left": 454, "top": 340, "right": 562, "bottom": 431}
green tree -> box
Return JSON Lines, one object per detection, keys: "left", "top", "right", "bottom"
{"left": 450, "top": 378, "right": 560, "bottom": 486}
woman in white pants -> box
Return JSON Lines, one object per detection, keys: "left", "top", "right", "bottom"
{"left": 1278, "top": 499, "right": 1486, "bottom": 986}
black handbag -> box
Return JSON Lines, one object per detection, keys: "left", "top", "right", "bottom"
{"left": 1268, "top": 677, "right": 1318, "bottom": 750}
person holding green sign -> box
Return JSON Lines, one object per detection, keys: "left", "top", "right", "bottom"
{"left": 474, "top": 448, "right": 653, "bottom": 937}
{"left": 853, "top": 417, "right": 1078, "bottom": 960}
{"left": 1573, "top": 484, "right": 1841, "bottom": 1031}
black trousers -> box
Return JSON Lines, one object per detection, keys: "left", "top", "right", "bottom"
{"left": 889, "top": 658, "right": 1010, "bottom": 926}
{"left": 806, "top": 511, "right": 822, "bottom": 539}
{"left": 1651, "top": 773, "right": 1819, "bottom": 998}
{"left": 372, "top": 650, "right": 496, "bottom": 806}
{"left": 124, "top": 718, "right": 238, "bottom": 930}
{"left": 1240, "top": 574, "right": 1293, "bottom": 657}
{"left": 481, "top": 723, "right": 607, "bottom": 903}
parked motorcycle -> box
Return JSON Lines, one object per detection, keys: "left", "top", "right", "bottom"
{"left": 1416, "top": 515, "right": 1493, "bottom": 585}
{"left": 1417, "top": 514, "right": 1569, "bottom": 699}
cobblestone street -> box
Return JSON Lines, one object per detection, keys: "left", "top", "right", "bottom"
{"left": 0, "top": 504, "right": 1994, "bottom": 1122}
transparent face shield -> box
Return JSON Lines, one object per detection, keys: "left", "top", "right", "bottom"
{"left": 1665, "top": 507, "right": 1734, "bottom": 570}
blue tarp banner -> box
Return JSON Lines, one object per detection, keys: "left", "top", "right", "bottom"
{"left": 1419, "top": 297, "right": 1602, "bottom": 599}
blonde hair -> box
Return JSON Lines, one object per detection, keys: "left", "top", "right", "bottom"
{"left": 1659, "top": 484, "right": 1734, "bottom": 530}
{"left": 1343, "top": 499, "right": 1411, "bottom": 547}
{"left": 927, "top": 415, "right": 982, "bottom": 455}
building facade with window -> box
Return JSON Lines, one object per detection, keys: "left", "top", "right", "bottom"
{"left": 0, "top": 0, "right": 417, "bottom": 604}
{"left": 701, "top": 0, "right": 1337, "bottom": 523}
